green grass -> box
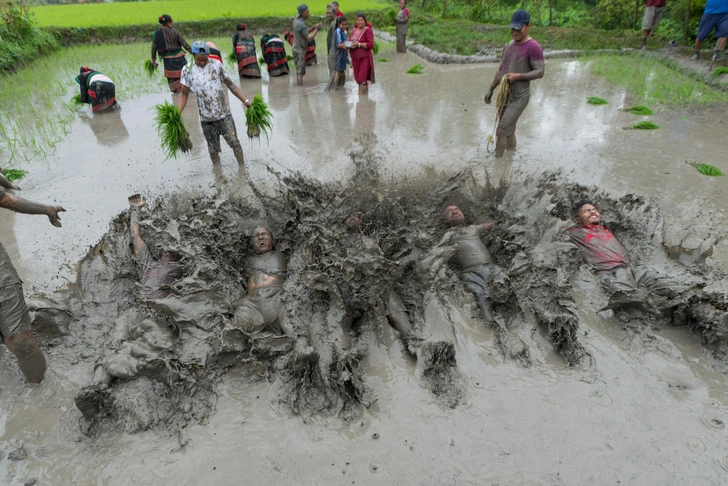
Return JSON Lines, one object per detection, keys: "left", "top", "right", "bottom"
{"left": 31, "top": 0, "right": 384, "bottom": 28}
{"left": 587, "top": 97, "right": 608, "bottom": 105}
{"left": 627, "top": 105, "right": 653, "bottom": 115}
{"left": 695, "top": 164, "right": 723, "bottom": 176}
{"left": 633, "top": 121, "right": 660, "bottom": 129}
{"left": 588, "top": 55, "right": 728, "bottom": 105}
{"left": 407, "top": 63, "right": 424, "bottom": 74}
{"left": 3, "top": 169, "right": 29, "bottom": 182}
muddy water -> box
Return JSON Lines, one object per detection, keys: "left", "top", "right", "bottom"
{"left": 2, "top": 44, "right": 728, "bottom": 484}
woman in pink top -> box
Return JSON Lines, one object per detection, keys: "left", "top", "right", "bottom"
{"left": 348, "top": 13, "right": 375, "bottom": 95}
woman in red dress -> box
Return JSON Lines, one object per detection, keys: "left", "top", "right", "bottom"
{"left": 348, "top": 13, "right": 375, "bottom": 95}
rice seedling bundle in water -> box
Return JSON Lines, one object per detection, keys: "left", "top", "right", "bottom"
{"left": 711, "top": 67, "right": 728, "bottom": 79}
{"left": 227, "top": 51, "right": 238, "bottom": 65}
{"left": 143, "top": 59, "right": 156, "bottom": 77}
{"left": 587, "top": 97, "right": 608, "bottom": 105}
{"left": 406, "top": 63, "right": 424, "bottom": 74}
{"left": 372, "top": 41, "right": 380, "bottom": 55}
{"left": 3, "top": 169, "right": 28, "bottom": 182}
{"left": 153, "top": 101, "right": 193, "bottom": 159}
{"left": 71, "top": 93, "right": 82, "bottom": 105}
{"left": 377, "top": 58, "right": 389, "bottom": 62}
{"left": 695, "top": 164, "right": 723, "bottom": 176}
{"left": 245, "top": 94, "right": 273, "bottom": 140}
{"left": 633, "top": 121, "right": 659, "bottom": 130}
{"left": 628, "top": 105, "right": 653, "bottom": 115}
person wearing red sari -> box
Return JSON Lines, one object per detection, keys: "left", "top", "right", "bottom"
{"left": 348, "top": 13, "right": 375, "bottom": 95}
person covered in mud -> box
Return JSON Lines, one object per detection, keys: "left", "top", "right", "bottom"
{"left": 0, "top": 186, "right": 65, "bottom": 383}
{"left": 484, "top": 9, "right": 544, "bottom": 157}
{"left": 75, "top": 67, "right": 120, "bottom": 114}
{"left": 75, "top": 194, "right": 185, "bottom": 419}
{"left": 568, "top": 201, "right": 675, "bottom": 314}
{"left": 227, "top": 226, "right": 315, "bottom": 366}
{"left": 179, "top": 41, "right": 253, "bottom": 169}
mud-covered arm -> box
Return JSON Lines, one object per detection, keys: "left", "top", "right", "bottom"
{"left": 485, "top": 61, "right": 504, "bottom": 103}
{"left": 0, "top": 171, "right": 19, "bottom": 190}
{"left": 130, "top": 209, "right": 145, "bottom": 256}
{"left": 0, "top": 190, "right": 65, "bottom": 227}
{"left": 223, "top": 69, "right": 252, "bottom": 108}
{"left": 510, "top": 60, "right": 544, "bottom": 82}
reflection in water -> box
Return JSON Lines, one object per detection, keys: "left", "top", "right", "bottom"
{"left": 267, "top": 75, "right": 292, "bottom": 111}
{"left": 79, "top": 109, "right": 129, "bottom": 147}
{"left": 353, "top": 98, "right": 377, "bottom": 153}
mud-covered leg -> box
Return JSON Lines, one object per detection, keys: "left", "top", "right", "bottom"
{"left": 531, "top": 299, "right": 589, "bottom": 366}
{"left": 4, "top": 330, "right": 46, "bottom": 383}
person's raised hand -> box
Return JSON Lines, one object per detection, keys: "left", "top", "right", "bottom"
{"left": 128, "top": 193, "right": 147, "bottom": 209}
{"left": 47, "top": 206, "right": 66, "bottom": 227}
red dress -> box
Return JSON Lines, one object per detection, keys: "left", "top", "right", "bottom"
{"left": 349, "top": 26, "right": 375, "bottom": 85}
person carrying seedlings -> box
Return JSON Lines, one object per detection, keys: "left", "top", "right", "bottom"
{"left": 484, "top": 9, "right": 544, "bottom": 158}
{"left": 178, "top": 41, "right": 253, "bottom": 168}
{"left": 0, "top": 186, "right": 65, "bottom": 384}
{"left": 75, "top": 67, "right": 120, "bottom": 114}
{"left": 74, "top": 194, "right": 186, "bottom": 419}
{"left": 233, "top": 22, "right": 261, "bottom": 78}
{"left": 395, "top": 0, "right": 410, "bottom": 53}
{"left": 690, "top": 0, "right": 728, "bottom": 61}
{"left": 640, "top": 0, "right": 666, "bottom": 49}
{"left": 292, "top": 4, "right": 323, "bottom": 86}
{"left": 151, "top": 14, "right": 192, "bottom": 93}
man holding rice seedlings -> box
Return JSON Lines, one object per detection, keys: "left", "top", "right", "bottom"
{"left": 179, "top": 41, "right": 253, "bottom": 168}
{"left": 484, "top": 10, "right": 544, "bottom": 157}
{"left": 0, "top": 186, "right": 65, "bottom": 383}
{"left": 292, "top": 4, "right": 323, "bottom": 86}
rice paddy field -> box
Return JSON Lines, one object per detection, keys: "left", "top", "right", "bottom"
{"left": 31, "top": 0, "right": 386, "bottom": 28}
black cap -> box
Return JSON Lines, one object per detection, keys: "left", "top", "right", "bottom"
{"left": 509, "top": 9, "right": 530, "bottom": 30}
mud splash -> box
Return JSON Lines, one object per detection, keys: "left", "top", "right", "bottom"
{"left": 24, "top": 160, "right": 727, "bottom": 434}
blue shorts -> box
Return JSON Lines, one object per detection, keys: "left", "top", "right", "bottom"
{"left": 697, "top": 12, "right": 728, "bottom": 41}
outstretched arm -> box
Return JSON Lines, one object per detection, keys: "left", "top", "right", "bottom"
{"left": 128, "top": 194, "right": 146, "bottom": 255}
{"left": 178, "top": 85, "right": 190, "bottom": 113}
{"left": 223, "top": 74, "right": 252, "bottom": 108}
{"left": 0, "top": 171, "right": 19, "bottom": 190}
{"left": 0, "top": 191, "right": 65, "bottom": 227}
{"left": 485, "top": 63, "right": 504, "bottom": 104}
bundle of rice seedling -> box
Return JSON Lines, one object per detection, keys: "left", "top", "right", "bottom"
{"left": 633, "top": 121, "right": 660, "bottom": 130}
{"left": 153, "top": 101, "right": 193, "bottom": 159}
{"left": 687, "top": 161, "right": 724, "bottom": 176}
{"left": 628, "top": 105, "right": 653, "bottom": 115}
{"left": 245, "top": 94, "right": 273, "bottom": 140}
{"left": 711, "top": 67, "right": 728, "bottom": 79}
{"left": 143, "top": 59, "right": 156, "bottom": 77}
{"left": 286, "top": 54, "right": 294, "bottom": 61}
{"left": 71, "top": 93, "right": 82, "bottom": 105}
{"left": 587, "top": 96, "right": 608, "bottom": 105}
{"left": 406, "top": 63, "right": 424, "bottom": 74}
{"left": 3, "top": 169, "right": 28, "bottom": 182}
{"left": 228, "top": 51, "right": 238, "bottom": 65}
{"left": 372, "top": 41, "right": 380, "bottom": 55}
{"left": 259, "top": 56, "right": 265, "bottom": 64}
{"left": 377, "top": 58, "right": 389, "bottom": 63}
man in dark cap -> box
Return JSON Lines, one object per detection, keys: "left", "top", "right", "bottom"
{"left": 484, "top": 9, "right": 544, "bottom": 157}
{"left": 292, "top": 4, "right": 323, "bottom": 86}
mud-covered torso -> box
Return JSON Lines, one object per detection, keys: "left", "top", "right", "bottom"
{"left": 180, "top": 61, "right": 231, "bottom": 122}
{"left": 567, "top": 224, "right": 631, "bottom": 272}
{"left": 452, "top": 224, "right": 493, "bottom": 270}
{"left": 136, "top": 245, "right": 184, "bottom": 299}
{"left": 246, "top": 251, "right": 287, "bottom": 291}
{"left": 0, "top": 188, "right": 22, "bottom": 289}
{"left": 500, "top": 38, "right": 544, "bottom": 99}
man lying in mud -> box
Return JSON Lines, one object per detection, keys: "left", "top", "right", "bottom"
{"left": 341, "top": 214, "right": 455, "bottom": 369}
{"left": 0, "top": 186, "right": 65, "bottom": 383}
{"left": 430, "top": 205, "right": 528, "bottom": 361}
{"left": 568, "top": 201, "right": 677, "bottom": 314}
{"left": 221, "top": 226, "right": 315, "bottom": 368}
{"left": 75, "top": 194, "right": 184, "bottom": 418}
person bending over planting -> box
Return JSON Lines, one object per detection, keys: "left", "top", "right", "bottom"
{"left": 179, "top": 41, "right": 253, "bottom": 169}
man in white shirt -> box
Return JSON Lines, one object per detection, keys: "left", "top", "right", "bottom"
{"left": 178, "top": 41, "right": 253, "bottom": 169}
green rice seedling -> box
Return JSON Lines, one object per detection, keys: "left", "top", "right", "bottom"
{"left": 628, "top": 105, "right": 653, "bottom": 115}
{"left": 633, "top": 121, "right": 660, "bottom": 129}
{"left": 406, "top": 63, "right": 424, "bottom": 74}
{"left": 377, "top": 58, "right": 389, "bottom": 62}
{"left": 587, "top": 97, "right": 608, "bottom": 105}
{"left": 259, "top": 56, "right": 265, "bottom": 64}
{"left": 286, "top": 54, "right": 293, "bottom": 61}
{"left": 143, "top": 59, "right": 156, "bottom": 77}
{"left": 227, "top": 51, "right": 238, "bottom": 65}
{"left": 71, "top": 93, "right": 83, "bottom": 105}
{"left": 372, "top": 41, "right": 380, "bottom": 55}
{"left": 3, "top": 168, "right": 29, "bottom": 182}
{"left": 245, "top": 94, "right": 273, "bottom": 140}
{"left": 695, "top": 164, "right": 724, "bottom": 176}
{"left": 153, "top": 101, "right": 193, "bottom": 159}
{"left": 711, "top": 67, "right": 728, "bottom": 79}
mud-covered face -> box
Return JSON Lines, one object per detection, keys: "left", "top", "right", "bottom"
{"left": 326, "top": 8, "right": 334, "bottom": 21}
{"left": 161, "top": 251, "right": 182, "bottom": 263}
{"left": 346, "top": 214, "right": 362, "bottom": 232}
{"left": 194, "top": 54, "right": 209, "bottom": 68}
{"left": 577, "top": 204, "right": 601, "bottom": 225}
{"left": 511, "top": 23, "right": 530, "bottom": 43}
{"left": 444, "top": 205, "right": 466, "bottom": 226}
{"left": 253, "top": 227, "right": 274, "bottom": 253}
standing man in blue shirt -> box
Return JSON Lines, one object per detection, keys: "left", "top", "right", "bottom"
{"left": 691, "top": 0, "right": 728, "bottom": 61}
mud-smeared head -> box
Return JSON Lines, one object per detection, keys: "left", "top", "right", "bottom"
{"left": 345, "top": 213, "right": 363, "bottom": 233}
{"left": 444, "top": 205, "right": 466, "bottom": 227}
{"left": 161, "top": 251, "right": 183, "bottom": 263}
{"left": 253, "top": 226, "right": 275, "bottom": 254}
{"left": 574, "top": 200, "right": 601, "bottom": 226}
